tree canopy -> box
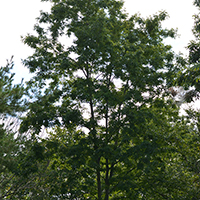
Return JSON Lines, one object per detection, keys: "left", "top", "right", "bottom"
{"left": 20, "top": 0, "right": 183, "bottom": 198}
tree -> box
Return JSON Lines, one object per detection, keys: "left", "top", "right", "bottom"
{"left": 168, "top": 1, "right": 200, "bottom": 198}
{"left": 20, "top": 0, "right": 187, "bottom": 199}
{"left": 0, "top": 57, "right": 26, "bottom": 199}
{"left": 177, "top": 0, "right": 200, "bottom": 94}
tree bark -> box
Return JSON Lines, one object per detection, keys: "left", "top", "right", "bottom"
{"left": 97, "top": 157, "right": 102, "bottom": 200}
{"left": 105, "top": 158, "right": 110, "bottom": 200}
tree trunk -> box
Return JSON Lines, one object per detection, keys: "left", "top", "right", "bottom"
{"left": 105, "top": 158, "right": 110, "bottom": 200}
{"left": 97, "top": 157, "right": 102, "bottom": 200}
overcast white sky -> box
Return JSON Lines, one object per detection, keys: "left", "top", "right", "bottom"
{"left": 0, "top": 0, "right": 198, "bottom": 83}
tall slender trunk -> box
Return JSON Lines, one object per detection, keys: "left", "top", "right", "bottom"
{"left": 85, "top": 67, "right": 102, "bottom": 199}
{"left": 105, "top": 158, "right": 110, "bottom": 200}
{"left": 97, "top": 157, "right": 102, "bottom": 200}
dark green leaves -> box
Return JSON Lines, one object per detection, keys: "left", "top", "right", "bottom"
{"left": 19, "top": 0, "right": 189, "bottom": 199}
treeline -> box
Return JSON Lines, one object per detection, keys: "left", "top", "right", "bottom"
{"left": 1, "top": 0, "right": 200, "bottom": 199}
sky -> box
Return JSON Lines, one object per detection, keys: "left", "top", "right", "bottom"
{"left": 0, "top": 0, "right": 198, "bottom": 84}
